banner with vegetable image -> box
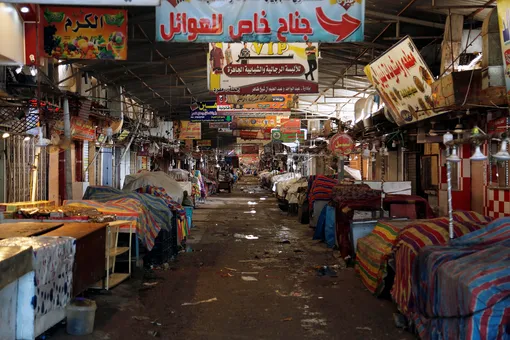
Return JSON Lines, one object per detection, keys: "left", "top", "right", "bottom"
{"left": 364, "top": 36, "right": 438, "bottom": 126}
{"left": 41, "top": 6, "right": 128, "bottom": 60}
{"left": 156, "top": 0, "right": 364, "bottom": 43}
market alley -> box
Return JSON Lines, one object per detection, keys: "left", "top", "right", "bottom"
{"left": 49, "top": 177, "right": 411, "bottom": 340}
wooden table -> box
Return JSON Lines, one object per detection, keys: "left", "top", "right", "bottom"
{"left": 0, "top": 222, "right": 63, "bottom": 240}
{"left": 44, "top": 223, "right": 108, "bottom": 296}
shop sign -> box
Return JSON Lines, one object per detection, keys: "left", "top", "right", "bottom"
{"left": 232, "top": 116, "right": 278, "bottom": 129}
{"left": 279, "top": 118, "right": 301, "bottom": 132}
{"left": 216, "top": 94, "right": 298, "bottom": 111}
{"left": 190, "top": 101, "right": 217, "bottom": 114}
{"left": 156, "top": 0, "right": 364, "bottom": 43}
{"left": 497, "top": 2, "right": 510, "bottom": 105}
{"left": 197, "top": 140, "right": 212, "bottom": 147}
{"left": 53, "top": 117, "right": 95, "bottom": 141}
{"left": 8, "top": 0, "right": 159, "bottom": 5}
{"left": 117, "top": 130, "right": 130, "bottom": 141}
{"left": 209, "top": 122, "right": 230, "bottom": 129}
{"left": 237, "top": 130, "right": 271, "bottom": 140}
{"left": 328, "top": 133, "right": 354, "bottom": 155}
{"left": 218, "top": 128, "right": 233, "bottom": 134}
{"left": 175, "top": 121, "right": 201, "bottom": 140}
{"left": 239, "top": 155, "right": 260, "bottom": 165}
{"left": 190, "top": 114, "right": 231, "bottom": 123}
{"left": 364, "top": 36, "right": 438, "bottom": 126}
{"left": 241, "top": 145, "right": 259, "bottom": 155}
{"left": 271, "top": 128, "right": 306, "bottom": 143}
{"left": 208, "top": 42, "right": 319, "bottom": 94}
{"left": 41, "top": 6, "right": 128, "bottom": 60}
{"left": 488, "top": 117, "right": 510, "bottom": 133}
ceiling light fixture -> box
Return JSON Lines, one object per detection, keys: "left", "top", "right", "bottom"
{"left": 23, "top": 136, "right": 31, "bottom": 142}
{"left": 15, "top": 66, "right": 22, "bottom": 74}
{"left": 20, "top": 6, "right": 30, "bottom": 13}
{"left": 2, "top": 132, "right": 10, "bottom": 139}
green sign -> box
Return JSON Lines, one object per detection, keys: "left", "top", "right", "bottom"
{"left": 271, "top": 129, "right": 305, "bottom": 143}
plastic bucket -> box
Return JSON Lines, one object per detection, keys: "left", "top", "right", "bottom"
{"left": 66, "top": 298, "right": 97, "bottom": 335}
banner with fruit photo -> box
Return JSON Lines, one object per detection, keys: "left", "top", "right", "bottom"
{"left": 42, "top": 6, "right": 128, "bottom": 60}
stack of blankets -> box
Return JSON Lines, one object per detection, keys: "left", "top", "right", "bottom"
{"left": 308, "top": 175, "right": 338, "bottom": 209}
{"left": 412, "top": 217, "right": 510, "bottom": 340}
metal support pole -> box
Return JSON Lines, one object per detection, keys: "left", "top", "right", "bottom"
{"left": 63, "top": 98, "right": 73, "bottom": 200}
{"left": 338, "top": 155, "right": 345, "bottom": 182}
{"left": 446, "top": 147, "right": 454, "bottom": 239}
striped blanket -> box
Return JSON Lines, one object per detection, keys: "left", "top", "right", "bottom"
{"left": 308, "top": 175, "right": 338, "bottom": 209}
{"left": 411, "top": 218, "right": 510, "bottom": 340}
{"left": 135, "top": 186, "right": 189, "bottom": 243}
{"left": 355, "top": 219, "right": 423, "bottom": 295}
{"left": 391, "top": 218, "right": 484, "bottom": 317}
{"left": 65, "top": 198, "right": 160, "bottom": 251}
{"left": 356, "top": 211, "right": 493, "bottom": 297}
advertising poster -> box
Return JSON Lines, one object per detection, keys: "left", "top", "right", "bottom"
{"left": 364, "top": 36, "right": 437, "bottom": 126}
{"left": 239, "top": 155, "right": 260, "bottom": 166}
{"left": 209, "top": 122, "right": 231, "bottom": 129}
{"left": 174, "top": 121, "right": 201, "bottom": 140}
{"left": 271, "top": 129, "right": 307, "bottom": 143}
{"left": 217, "top": 94, "right": 298, "bottom": 111}
{"left": 235, "top": 130, "right": 271, "bottom": 140}
{"left": 208, "top": 42, "right": 319, "bottom": 94}
{"left": 241, "top": 145, "right": 260, "bottom": 155}
{"left": 53, "top": 117, "right": 95, "bottom": 141}
{"left": 279, "top": 118, "right": 301, "bottom": 132}
{"left": 497, "top": 1, "right": 510, "bottom": 105}
{"left": 232, "top": 116, "right": 278, "bottom": 129}
{"left": 197, "top": 140, "right": 212, "bottom": 147}
{"left": 156, "top": 0, "right": 364, "bottom": 43}
{"left": 41, "top": 6, "right": 128, "bottom": 60}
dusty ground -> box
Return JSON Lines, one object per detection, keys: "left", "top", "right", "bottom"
{"left": 47, "top": 176, "right": 413, "bottom": 340}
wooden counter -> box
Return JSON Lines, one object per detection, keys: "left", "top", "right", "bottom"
{"left": 44, "top": 223, "right": 108, "bottom": 296}
{"left": 0, "top": 222, "right": 63, "bottom": 240}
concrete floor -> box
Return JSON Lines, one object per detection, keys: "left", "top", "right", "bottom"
{"left": 48, "top": 176, "right": 413, "bottom": 340}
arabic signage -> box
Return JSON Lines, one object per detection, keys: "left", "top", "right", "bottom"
{"left": 190, "top": 101, "right": 217, "bottom": 113}
{"left": 280, "top": 118, "right": 301, "bottom": 132}
{"left": 208, "top": 42, "right": 319, "bottom": 95}
{"left": 241, "top": 145, "right": 260, "bottom": 155}
{"left": 217, "top": 94, "right": 298, "bottom": 111}
{"left": 239, "top": 155, "right": 259, "bottom": 165}
{"left": 175, "top": 121, "right": 201, "bottom": 140}
{"left": 156, "top": 0, "right": 364, "bottom": 43}
{"left": 209, "top": 122, "right": 231, "bottom": 129}
{"left": 497, "top": 1, "right": 510, "bottom": 105}
{"left": 41, "top": 6, "right": 128, "bottom": 60}
{"left": 328, "top": 133, "right": 354, "bottom": 156}
{"left": 53, "top": 117, "right": 96, "bottom": 141}
{"left": 232, "top": 116, "right": 278, "bottom": 129}
{"left": 7, "top": 0, "right": 159, "bottom": 5}
{"left": 364, "top": 37, "right": 437, "bottom": 126}
{"left": 235, "top": 130, "right": 271, "bottom": 140}
{"left": 197, "top": 140, "right": 212, "bottom": 147}
{"left": 190, "top": 114, "right": 231, "bottom": 123}
{"left": 271, "top": 129, "right": 306, "bottom": 143}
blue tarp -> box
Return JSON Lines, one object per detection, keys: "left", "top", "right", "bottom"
{"left": 313, "top": 204, "right": 336, "bottom": 248}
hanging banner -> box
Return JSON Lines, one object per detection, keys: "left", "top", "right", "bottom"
{"left": 209, "top": 122, "right": 231, "bottom": 129}
{"left": 217, "top": 94, "right": 298, "bottom": 111}
{"left": 271, "top": 129, "right": 306, "bottom": 143}
{"left": 241, "top": 145, "right": 259, "bottom": 155}
{"left": 208, "top": 42, "right": 319, "bottom": 94}
{"left": 328, "top": 133, "right": 354, "bottom": 155}
{"left": 232, "top": 116, "right": 278, "bottom": 129}
{"left": 156, "top": 0, "right": 364, "bottom": 43}
{"left": 236, "top": 130, "right": 271, "bottom": 140}
{"left": 279, "top": 118, "right": 301, "bottom": 132}
{"left": 364, "top": 36, "right": 437, "bottom": 126}
{"left": 175, "top": 121, "right": 201, "bottom": 140}
{"left": 197, "top": 140, "right": 212, "bottom": 147}
{"left": 190, "top": 101, "right": 217, "bottom": 113}
{"left": 497, "top": 2, "right": 510, "bottom": 105}
{"left": 41, "top": 6, "right": 128, "bottom": 60}
{"left": 9, "top": 0, "right": 159, "bottom": 5}
{"left": 190, "top": 114, "right": 231, "bottom": 123}
{"left": 53, "top": 117, "right": 95, "bottom": 141}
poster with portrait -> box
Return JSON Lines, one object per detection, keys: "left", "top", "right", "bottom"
{"left": 208, "top": 42, "right": 319, "bottom": 94}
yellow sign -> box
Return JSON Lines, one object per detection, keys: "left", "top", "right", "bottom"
{"left": 175, "top": 121, "right": 202, "bottom": 140}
